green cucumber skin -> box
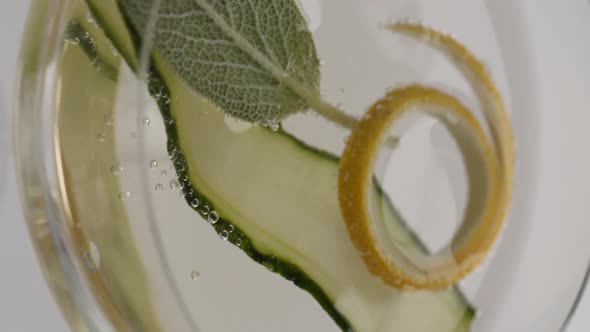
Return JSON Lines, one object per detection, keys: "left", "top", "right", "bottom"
{"left": 69, "top": 13, "right": 354, "bottom": 331}
{"left": 64, "top": 21, "right": 119, "bottom": 81}
{"left": 152, "top": 62, "right": 354, "bottom": 332}
{"left": 75, "top": 2, "right": 476, "bottom": 330}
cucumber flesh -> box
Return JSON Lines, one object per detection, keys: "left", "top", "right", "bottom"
{"left": 84, "top": 1, "right": 475, "bottom": 331}
{"left": 160, "top": 61, "right": 473, "bottom": 332}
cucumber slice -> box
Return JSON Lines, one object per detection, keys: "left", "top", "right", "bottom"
{"left": 82, "top": 1, "right": 475, "bottom": 331}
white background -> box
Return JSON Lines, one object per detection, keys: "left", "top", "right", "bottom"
{"left": 1, "top": 0, "right": 589, "bottom": 331}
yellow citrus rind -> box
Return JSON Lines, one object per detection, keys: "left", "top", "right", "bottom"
{"left": 338, "top": 23, "right": 513, "bottom": 290}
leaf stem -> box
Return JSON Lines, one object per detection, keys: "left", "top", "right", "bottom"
{"left": 193, "top": 0, "right": 400, "bottom": 147}
{"left": 296, "top": 86, "right": 401, "bottom": 148}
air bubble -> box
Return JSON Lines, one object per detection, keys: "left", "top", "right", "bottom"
{"left": 207, "top": 210, "right": 219, "bottom": 224}
{"left": 155, "top": 183, "right": 164, "bottom": 192}
{"left": 169, "top": 147, "right": 179, "bottom": 160}
{"left": 149, "top": 160, "right": 158, "bottom": 168}
{"left": 169, "top": 180, "right": 180, "bottom": 191}
{"left": 269, "top": 121, "right": 280, "bottom": 132}
{"left": 118, "top": 191, "right": 131, "bottom": 200}
{"left": 110, "top": 163, "right": 124, "bottom": 176}
{"left": 161, "top": 170, "right": 168, "bottom": 176}
{"left": 190, "top": 270, "right": 200, "bottom": 280}
{"left": 200, "top": 205, "right": 210, "bottom": 216}
{"left": 86, "top": 11, "right": 95, "bottom": 23}
{"left": 264, "top": 262, "right": 275, "bottom": 272}
{"left": 156, "top": 93, "right": 169, "bottom": 104}
{"left": 228, "top": 225, "right": 235, "bottom": 233}
{"left": 65, "top": 36, "right": 80, "bottom": 45}
{"left": 190, "top": 198, "right": 200, "bottom": 208}
{"left": 97, "top": 132, "right": 107, "bottom": 142}
{"left": 143, "top": 117, "right": 151, "bottom": 126}
{"left": 236, "top": 239, "right": 242, "bottom": 247}
{"left": 219, "top": 230, "right": 229, "bottom": 241}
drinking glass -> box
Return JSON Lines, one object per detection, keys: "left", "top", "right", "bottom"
{"left": 12, "top": 0, "right": 590, "bottom": 331}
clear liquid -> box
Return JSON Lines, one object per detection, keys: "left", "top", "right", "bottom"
{"left": 48, "top": 0, "right": 514, "bottom": 331}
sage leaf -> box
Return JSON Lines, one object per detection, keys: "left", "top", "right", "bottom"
{"left": 120, "top": 0, "right": 321, "bottom": 124}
